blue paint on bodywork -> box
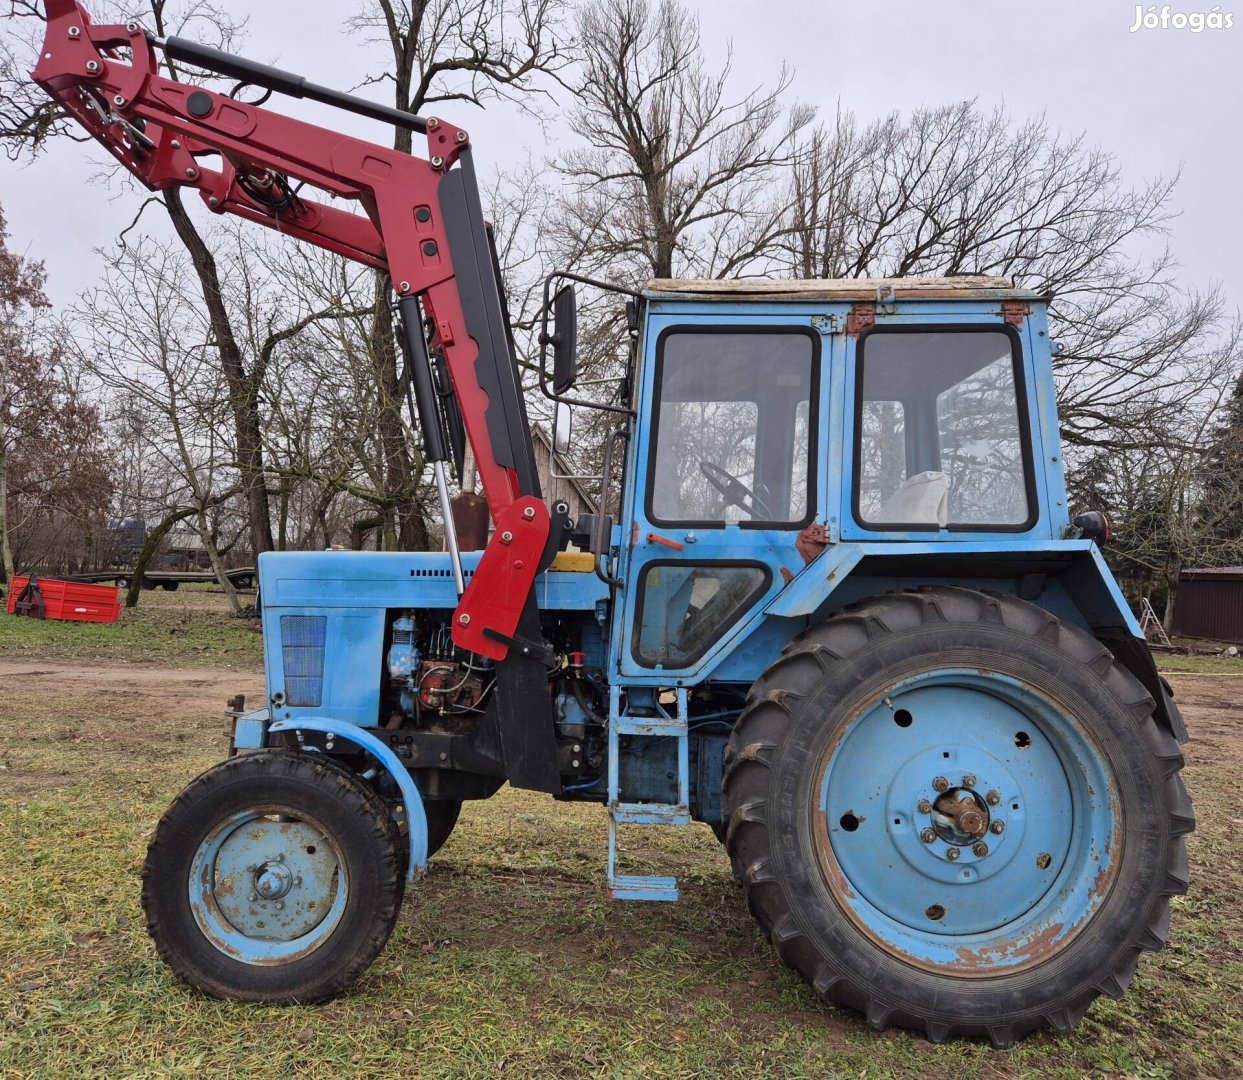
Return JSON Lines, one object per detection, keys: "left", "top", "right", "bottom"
{"left": 259, "top": 550, "right": 607, "bottom": 727}
{"left": 608, "top": 296, "right": 1143, "bottom": 691}
{"left": 268, "top": 716, "right": 428, "bottom": 879}
{"left": 231, "top": 710, "right": 268, "bottom": 751}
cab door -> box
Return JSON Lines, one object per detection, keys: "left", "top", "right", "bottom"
{"left": 616, "top": 317, "right": 822, "bottom": 679}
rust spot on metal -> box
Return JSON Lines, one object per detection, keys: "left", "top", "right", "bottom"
{"left": 933, "top": 792, "right": 988, "bottom": 838}
{"left": 1001, "top": 301, "right": 1029, "bottom": 326}
{"left": 947, "top": 919, "right": 1066, "bottom": 972}
{"left": 847, "top": 303, "right": 875, "bottom": 337}
{"left": 812, "top": 804, "right": 857, "bottom": 899}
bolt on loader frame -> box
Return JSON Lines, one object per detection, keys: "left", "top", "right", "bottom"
{"left": 34, "top": 0, "right": 1193, "bottom": 1046}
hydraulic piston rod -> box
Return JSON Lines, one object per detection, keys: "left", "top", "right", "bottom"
{"left": 398, "top": 296, "right": 465, "bottom": 596}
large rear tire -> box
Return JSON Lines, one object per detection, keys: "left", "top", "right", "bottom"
{"left": 722, "top": 586, "right": 1192, "bottom": 1046}
{"left": 142, "top": 751, "right": 403, "bottom": 1003}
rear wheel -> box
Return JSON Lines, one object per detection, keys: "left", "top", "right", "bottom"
{"left": 142, "top": 751, "right": 403, "bottom": 1003}
{"left": 723, "top": 587, "right": 1192, "bottom": 1046}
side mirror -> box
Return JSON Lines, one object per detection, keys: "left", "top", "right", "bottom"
{"left": 552, "top": 284, "right": 578, "bottom": 393}
{"left": 553, "top": 399, "right": 573, "bottom": 455}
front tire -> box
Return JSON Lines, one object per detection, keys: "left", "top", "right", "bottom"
{"left": 722, "top": 587, "right": 1192, "bottom": 1046}
{"left": 142, "top": 751, "right": 403, "bottom": 1003}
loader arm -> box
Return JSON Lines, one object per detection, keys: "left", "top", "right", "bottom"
{"left": 32, "top": 0, "right": 552, "bottom": 664}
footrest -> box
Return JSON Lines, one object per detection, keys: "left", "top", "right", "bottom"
{"left": 612, "top": 802, "right": 691, "bottom": 826}
{"left": 612, "top": 716, "right": 686, "bottom": 736}
{"left": 610, "top": 874, "right": 679, "bottom": 902}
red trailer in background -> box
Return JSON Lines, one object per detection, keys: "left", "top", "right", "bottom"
{"left": 5, "top": 575, "right": 121, "bottom": 623}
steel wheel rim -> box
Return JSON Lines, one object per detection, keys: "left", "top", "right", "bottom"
{"left": 188, "top": 805, "right": 349, "bottom": 966}
{"left": 812, "top": 668, "right": 1121, "bottom": 976}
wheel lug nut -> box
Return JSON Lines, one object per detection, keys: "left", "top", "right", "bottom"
{"left": 920, "top": 828, "right": 936, "bottom": 844}
{"left": 932, "top": 776, "right": 949, "bottom": 792}
{"left": 973, "top": 842, "right": 989, "bottom": 857}
{"left": 990, "top": 820, "right": 1005, "bottom": 834}
{"left": 248, "top": 892, "right": 257, "bottom": 901}
{"left": 962, "top": 774, "right": 977, "bottom": 788}
{"left": 917, "top": 799, "right": 932, "bottom": 814}
{"left": 275, "top": 901, "right": 284, "bottom": 910}
{"left": 945, "top": 847, "right": 961, "bottom": 861}
{"left": 986, "top": 790, "right": 1001, "bottom": 806}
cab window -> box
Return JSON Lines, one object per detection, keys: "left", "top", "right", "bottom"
{"left": 855, "top": 329, "right": 1033, "bottom": 529}
{"left": 649, "top": 330, "right": 816, "bottom": 526}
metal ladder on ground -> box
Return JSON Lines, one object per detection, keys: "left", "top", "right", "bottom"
{"left": 606, "top": 685, "right": 689, "bottom": 901}
{"left": 1139, "top": 597, "right": 1172, "bottom": 647}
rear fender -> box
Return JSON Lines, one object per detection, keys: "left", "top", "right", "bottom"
{"left": 760, "top": 542, "right": 1186, "bottom": 743}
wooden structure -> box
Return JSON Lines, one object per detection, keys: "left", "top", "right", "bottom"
{"left": 1172, "top": 566, "right": 1243, "bottom": 643}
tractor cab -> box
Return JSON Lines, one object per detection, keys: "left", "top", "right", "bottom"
{"left": 580, "top": 277, "right": 1066, "bottom": 684}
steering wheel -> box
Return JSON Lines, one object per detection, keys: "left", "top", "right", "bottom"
{"left": 699, "top": 460, "right": 773, "bottom": 519}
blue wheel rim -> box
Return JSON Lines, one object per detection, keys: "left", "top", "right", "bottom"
{"left": 814, "top": 669, "right": 1120, "bottom": 975}
{"left": 189, "top": 807, "right": 348, "bottom": 966}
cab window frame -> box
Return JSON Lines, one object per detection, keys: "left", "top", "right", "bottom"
{"left": 850, "top": 323, "right": 1039, "bottom": 533}
{"left": 645, "top": 324, "right": 820, "bottom": 530}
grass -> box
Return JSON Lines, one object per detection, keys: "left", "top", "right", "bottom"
{"left": 1154, "top": 653, "right": 1243, "bottom": 674}
{"left": 0, "top": 586, "right": 262, "bottom": 670}
{"left": 0, "top": 595, "right": 1240, "bottom": 1078}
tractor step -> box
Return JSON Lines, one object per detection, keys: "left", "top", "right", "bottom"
{"left": 606, "top": 686, "right": 690, "bottom": 901}
{"left": 609, "top": 873, "right": 679, "bottom": 902}
{"left": 611, "top": 802, "right": 691, "bottom": 825}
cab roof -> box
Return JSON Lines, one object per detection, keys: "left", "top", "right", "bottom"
{"left": 642, "top": 275, "right": 1045, "bottom": 303}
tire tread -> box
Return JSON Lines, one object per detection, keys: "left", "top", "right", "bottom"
{"left": 722, "top": 586, "right": 1193, "bottom": 1044}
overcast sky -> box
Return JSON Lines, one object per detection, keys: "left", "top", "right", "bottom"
{"left": 2, "top": 0, "right": 1239, "bottom": 311}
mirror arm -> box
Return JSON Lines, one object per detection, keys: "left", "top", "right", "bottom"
{"left": 538, "top": 270, "right": 641, "bottom": 417}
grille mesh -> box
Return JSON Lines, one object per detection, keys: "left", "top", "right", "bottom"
{"left": 280, "top": 615, "right": 326, "bottom": 707}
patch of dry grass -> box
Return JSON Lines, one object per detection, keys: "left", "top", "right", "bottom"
{"left": 0, "top": 586, "right": 261, "bottom": 670}
{"left": 0, "top": 662, "right": 1239, "bottom": 1078}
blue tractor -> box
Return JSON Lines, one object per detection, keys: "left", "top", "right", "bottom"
{"left": 39, "top": 4, "right": 1192, "bottom": 1046}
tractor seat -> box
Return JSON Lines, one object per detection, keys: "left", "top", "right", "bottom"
{"left": 878, "top": 471, "right": 950, "bottom": 528}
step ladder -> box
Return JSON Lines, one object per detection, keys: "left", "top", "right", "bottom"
{"left": 1139, "top": 597, "right": 1172, "bottom": 647}
{"left": 606, "top": 685, "right": 689, "bottom": 901}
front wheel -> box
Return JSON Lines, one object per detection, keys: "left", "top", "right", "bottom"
{"left": 723, "top": 587, "right": 1193, "bottom": 1046}
{"left": 142, "top": 751, "right": 403, "bottom": 1003}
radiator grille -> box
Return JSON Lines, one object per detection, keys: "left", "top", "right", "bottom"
{"left": 280, "top": 615, "right": 326, "bottom": 707}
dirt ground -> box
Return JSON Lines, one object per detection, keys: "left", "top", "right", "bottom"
{"left": 1, "top": 648, "right": 1241, "bottom": 1078}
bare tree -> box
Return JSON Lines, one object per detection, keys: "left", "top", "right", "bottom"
{"left": 1, "top": 201, "right": 112, "bottom": 582}
{"left": 2, "top": 1, "right": 289, "bottom": 559}
{"left": 75, "top": 238, "right": 250, "bottom": 611}
{"left": 1069, "top": 342, "right": 1243, "bottom": 629}
{"left": 776, "top": 101, "right": 1240, "bottom": 456}
{"left": 344, "top": 0, "right": 570, "bottom": 536}
{"left": 552, "top": 0, "right": 812, "bottom": 282}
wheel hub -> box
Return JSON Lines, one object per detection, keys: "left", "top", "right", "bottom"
{"left": 189, "top": 810, "right": 348, "bottom": 964}
{"left": 254, "top": 860, "right": 294, "bottom": 901}
{"left": 931, "top": 786, "right": 990, "bottom": 846}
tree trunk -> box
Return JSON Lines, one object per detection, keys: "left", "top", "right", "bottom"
{"left": 369, "top": 284, "right": 422, "bottom": 551}
{"left": 1162, "top": 563, "right": 1181, "bottom": 634}
{"left": 0, "top": 444, "right": 14, "bottom": 583}
{"left": 125, "top": 506, "right": 195, "bottom": 608}
{"left": 350, "top": 512, "right": 384, "bottom": 551}
{"left": 163, "top": 189, "right": 274, "bottom": 556}
{"left": 195, "top": 508, "right": 242, "bottom": 615}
